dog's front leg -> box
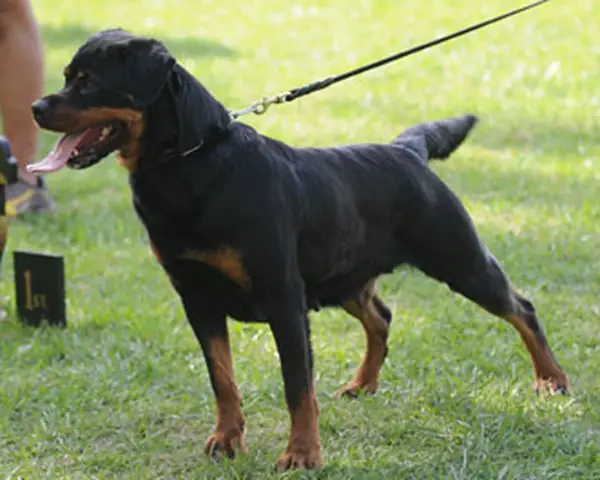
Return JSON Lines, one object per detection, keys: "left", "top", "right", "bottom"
{"left": 180, "top": 294, "right": 247, "bottom": 459}
{"left": 266, "top": 294, "right": 323, "bottom": 471}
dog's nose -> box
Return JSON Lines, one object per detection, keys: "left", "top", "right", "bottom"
{"left": 31, "top": 99, "right": 49, "bottom": 122}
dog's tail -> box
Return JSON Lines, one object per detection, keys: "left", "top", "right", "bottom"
{"left": 392, "top": 114, "right": 478, "bottom": 163}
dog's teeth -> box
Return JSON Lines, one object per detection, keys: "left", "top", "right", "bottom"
{"left": 72, "top": 148, "right": 80, "bottom": 156}
{"left": 99, "top": 126, "right": 113, "bottom": 141}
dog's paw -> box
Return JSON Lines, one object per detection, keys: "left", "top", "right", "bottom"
{"left": 204, "top": 429, "right": 247, "bottom": 459}
{"left": 334, "top": 379, "right": 378, "bottom": 399}
{"left": 275, "top": 445, "right": 323, "bottom": 472}
{"left": 534, "top": 375, "right": 570, "bottom": 396}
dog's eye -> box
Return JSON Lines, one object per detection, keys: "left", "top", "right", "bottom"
{"left": 74, "top": 72, "right": 91, "bottom": 90}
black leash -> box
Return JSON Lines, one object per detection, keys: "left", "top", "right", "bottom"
{"left": 230, "top": 0, "right": 550, "bottom": 119}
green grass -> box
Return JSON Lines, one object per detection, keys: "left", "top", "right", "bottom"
{"left": 1, "top": 0, "right": 599, "bottom": 477}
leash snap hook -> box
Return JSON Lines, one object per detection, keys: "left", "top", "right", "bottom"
{"left": 252, "top": 97, "right": 270, "bottom": 115}
{"left": 253, "top": 92, "right": 289, "bottom": 115}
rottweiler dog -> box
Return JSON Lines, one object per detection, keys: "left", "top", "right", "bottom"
{"left": 29, "top": 29, "right": 569, "bottom": 471}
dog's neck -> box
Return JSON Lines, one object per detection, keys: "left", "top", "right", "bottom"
{"left": 137, "top": 63, "right": 231, "bottom": 170}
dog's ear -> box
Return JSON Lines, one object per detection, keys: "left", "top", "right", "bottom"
{"left": 118, "top": 37, "right": 175, "bottom": 108}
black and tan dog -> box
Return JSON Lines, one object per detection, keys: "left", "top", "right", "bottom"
{"left": 29, "top": 29, "right": 569, "bottom": 471}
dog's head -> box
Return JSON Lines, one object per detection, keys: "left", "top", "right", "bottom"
{"left": 29, "top": 29, "right": 177, "bottom": 173}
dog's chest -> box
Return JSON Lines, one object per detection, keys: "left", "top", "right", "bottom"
{"left": 130, "top": 176, "right": 259, "bottom": 308}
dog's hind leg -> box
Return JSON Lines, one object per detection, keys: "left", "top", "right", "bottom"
{"left": 393, "top": 114, "right": 478, "bottom": 163}
{"left": 336, "top": 279, "right": 392, "bottom": 398}
{"left": 418, "top": 247, "right": 569, "bottom": 395}
{"left": 451, "top": 257, "right": 569, "bottom": 394}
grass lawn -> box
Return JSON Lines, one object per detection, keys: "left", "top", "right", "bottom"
{"left": 1, "top": 0, "right": 599, "bottom": 477}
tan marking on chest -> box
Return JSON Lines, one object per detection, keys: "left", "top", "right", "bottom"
{"left": 113, "top": 109, "right": 144, "bottom": 174}
{"left": 149, "top": 241, "right": 162, "bottom": 264}
{"left": 180, "top": 247, "right": 251, "bottom": 289}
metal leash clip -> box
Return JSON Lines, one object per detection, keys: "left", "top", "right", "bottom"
{"left": 230, "top": 92, "right": 290, "bottom": 119}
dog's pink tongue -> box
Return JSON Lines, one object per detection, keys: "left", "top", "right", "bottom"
{"left": 27, "top": 131, "right": 86, "bottom": 174}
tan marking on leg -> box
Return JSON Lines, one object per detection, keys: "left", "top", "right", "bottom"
{"left": 180, "top": 247, "right": 251, "bottom": 289}
{"left": 337, "top": 281, "right": 389, "bottom": 397}
{"left": 276, "top": 389, "right": 323, "bottom": 471}
{"left": 204, "top": 336, "right": 247, "bottom": 458}
{"left": 504, "top": 313, "right": 569, "bottom": 394}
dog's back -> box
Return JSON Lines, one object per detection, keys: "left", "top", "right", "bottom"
{"left": 243, "top": 115, "right": 479, "bottom": 305}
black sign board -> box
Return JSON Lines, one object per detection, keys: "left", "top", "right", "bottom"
{"left": 13, "top": 251, "right": 66, "bottom": 327}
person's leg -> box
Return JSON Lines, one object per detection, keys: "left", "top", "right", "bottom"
{"left": 0, "top": 0, "right": 43, "bottom": 181}
{"left": 0, "top": 0, "right": 53, "bottom": 215}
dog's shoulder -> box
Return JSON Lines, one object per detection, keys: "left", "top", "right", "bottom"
{"left": 223, "top": 122, "right": 287, "bottom": 158}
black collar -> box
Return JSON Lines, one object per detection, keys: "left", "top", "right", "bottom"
{"left": 135, "top": 123, "right": 232, "bottom": 174}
